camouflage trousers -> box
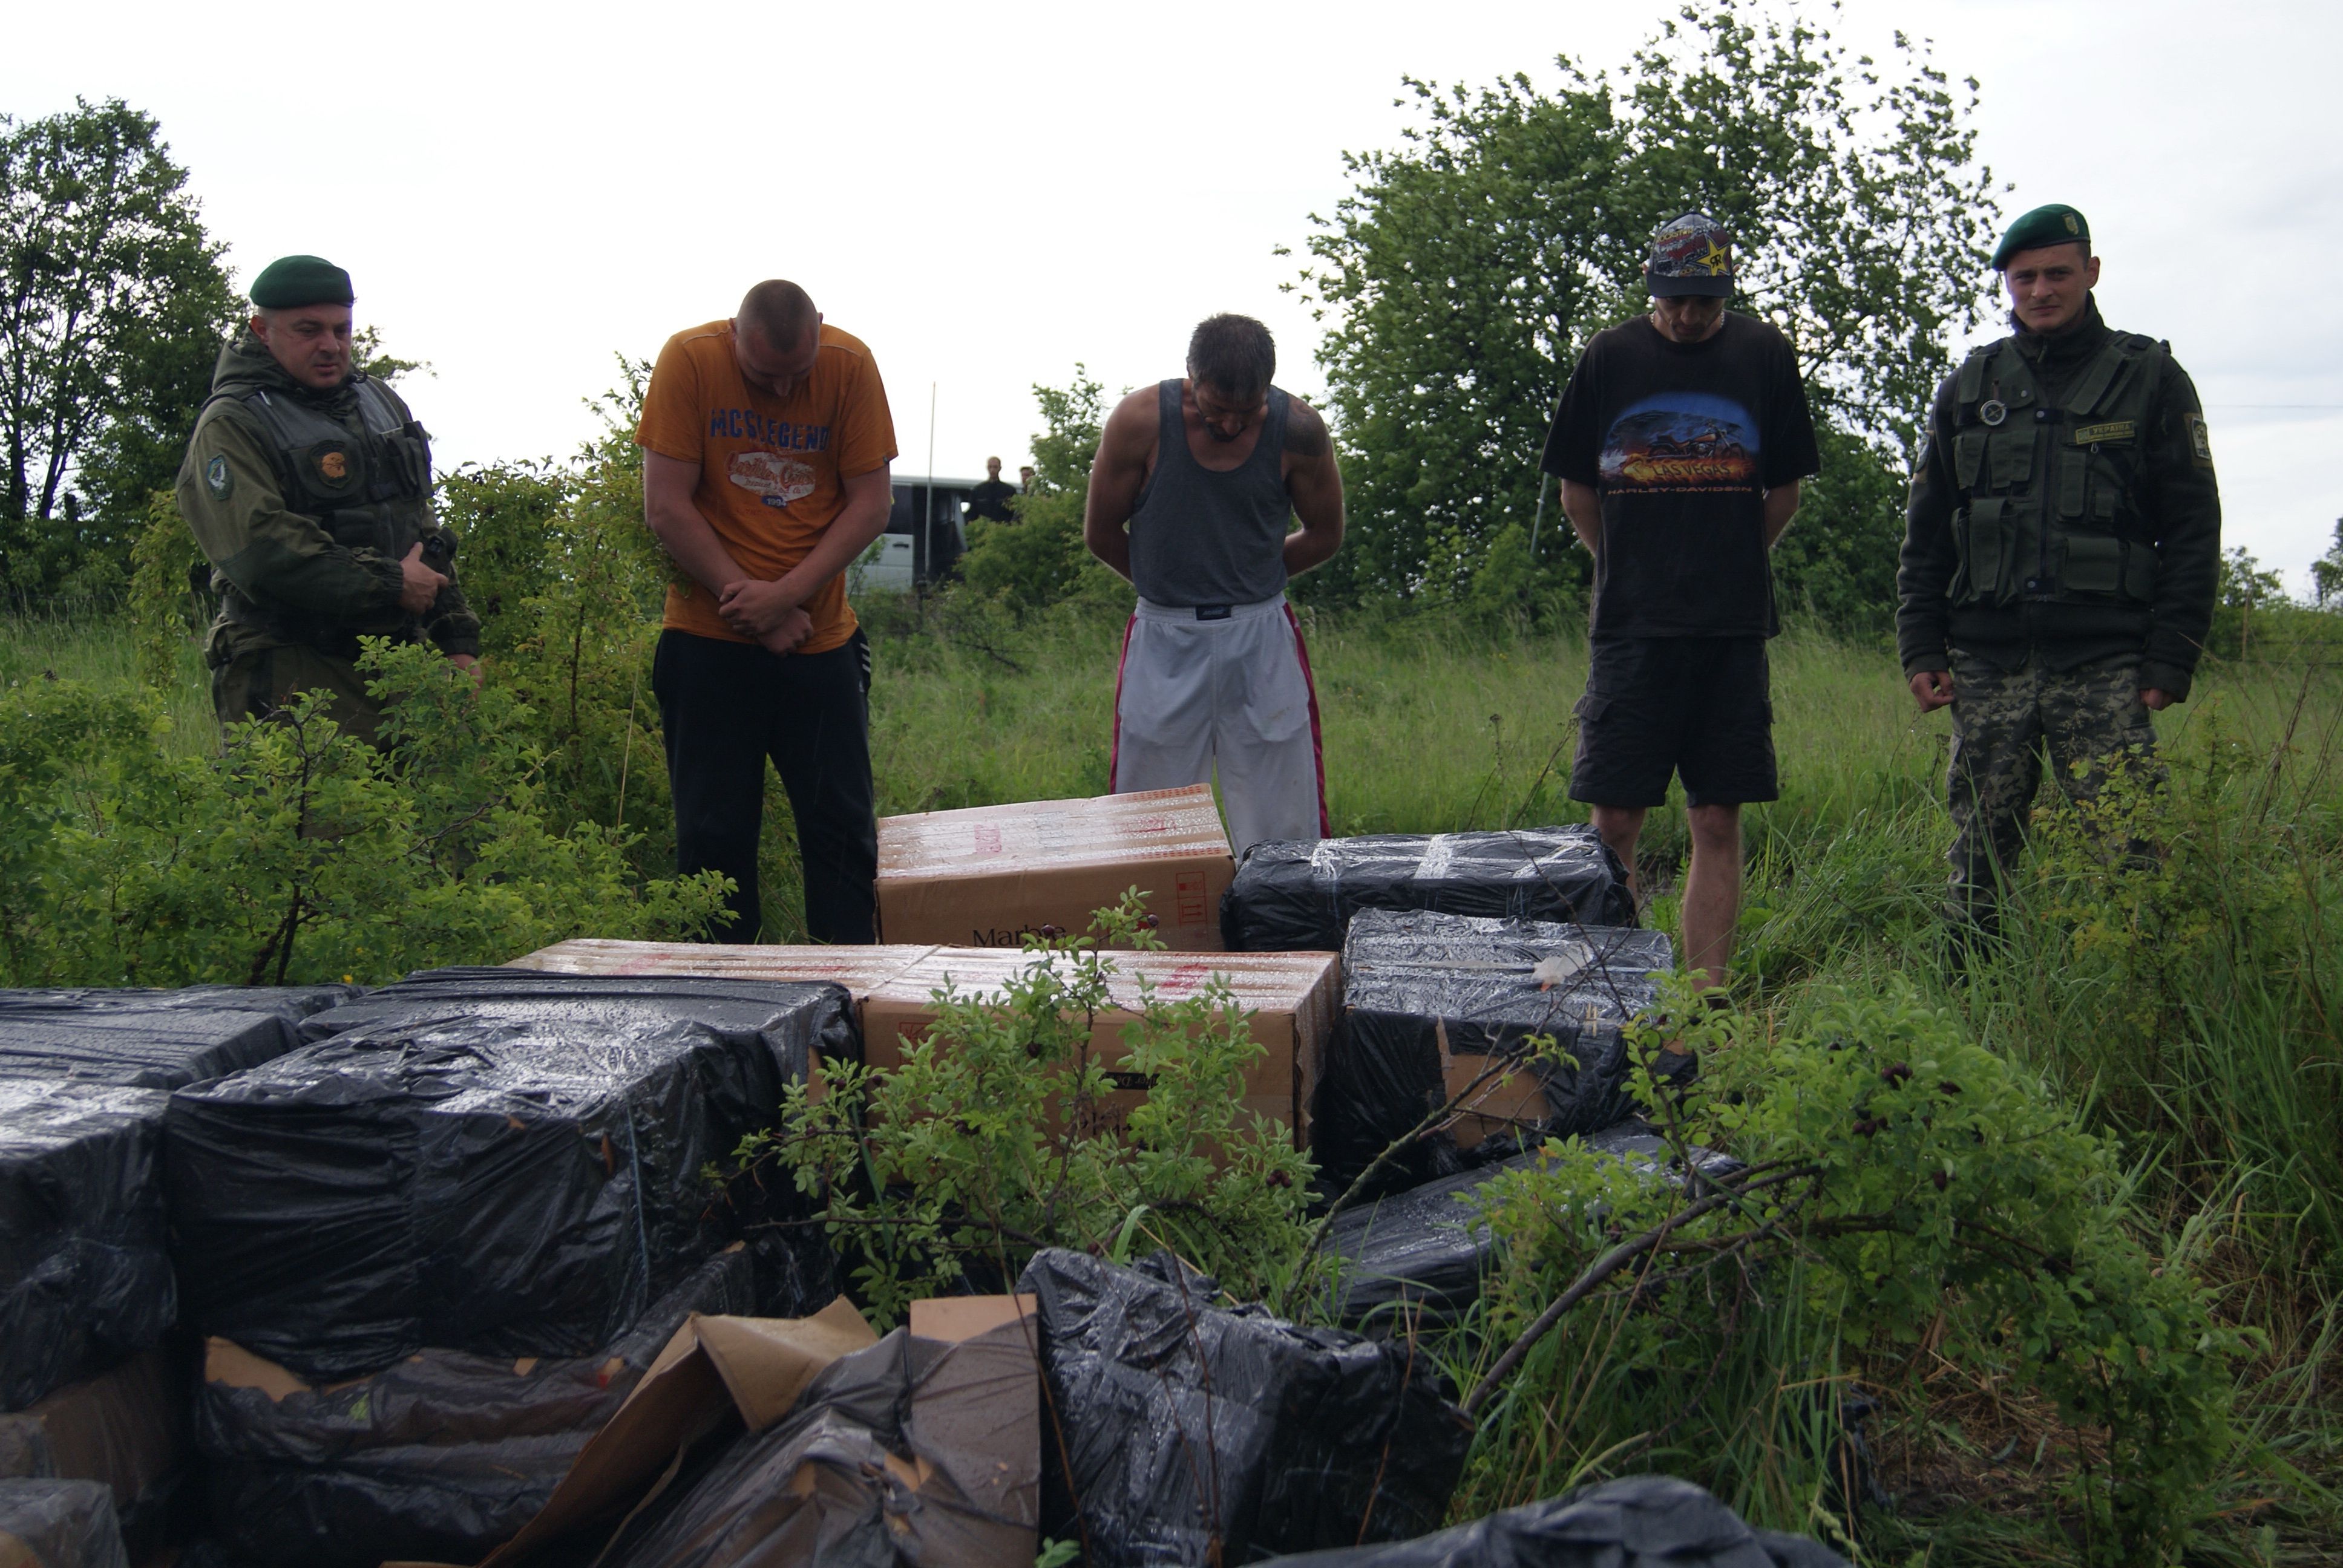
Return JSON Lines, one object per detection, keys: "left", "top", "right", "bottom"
{"left": 1944, "top": 650, "right": 2162, "bottom": 930}
{"left": 212, "top": 643, "right": 384, "bottom": 746}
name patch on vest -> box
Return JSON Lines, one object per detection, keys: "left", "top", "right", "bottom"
{"left": 2072, "top": 420, "right": 2136, "bottom": 446}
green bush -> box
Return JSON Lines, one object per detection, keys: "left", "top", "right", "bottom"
{"left": 711, "top": 895, "right": 1317, "bottom": 1327}
{"left": 0, "top": 639, "right": 727, "bottom": 987}
{"left": 1460, "top": 979, "right": 2254, "bottom": 1564}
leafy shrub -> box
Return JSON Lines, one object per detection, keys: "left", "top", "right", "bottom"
{"left": 0, "top": 639, "right": 727, "bottom": 987}
{"left": 711, "top": 894, "right": 1317, "bottom": 1327}
{"left": 1462, "top": 979, "right": 2253, "bottom": 1564}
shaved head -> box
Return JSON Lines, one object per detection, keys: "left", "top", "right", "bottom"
{"left": 739, "top": 279, "right": 818, "bottom": 354}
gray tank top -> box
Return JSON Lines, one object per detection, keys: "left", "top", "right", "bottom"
{"left": 1127, "top": 379, "right": 1293, "bottom": 607}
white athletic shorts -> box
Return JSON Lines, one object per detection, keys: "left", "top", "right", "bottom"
{"left": 1110, "top": 594, "right": 1329, "bottom": 856}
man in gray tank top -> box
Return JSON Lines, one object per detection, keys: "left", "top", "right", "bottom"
{"left": 1084, "top": 314, "right": 1347, "bottom": 854}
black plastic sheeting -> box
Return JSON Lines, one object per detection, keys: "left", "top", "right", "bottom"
{"left": 197, "top": 1243, "right": 755, "bottom": 1460}
{"left": 197, "top": 1245, "right": 755, "bottom": 1568}
{"left": 0, "top": 986, "right": 356, "bottom": 1091}
{"left": 1020, "top": 1249, "right": 1472, "bottom": 1567}
{"left": 1324, "top": 1123, "right": 1745, "bottom": 1329}
{"left": 1317, "top": 913, "right": 1675, "bottom": 1191}
{"left": 166, "top": 970, "right": 855, "bottom": 1381}
{"left": 605, "top": 1319, "right": 1042, "bottom": 1568}
{"left": 0, "top": 1080, "right": 174, "bottom": 1411}
{"left": 1221, "top": 825, "right": 1634, "bottom": 953}
{"left": 0, "top": 1477, "right": 129, "bottom": 1568}
{"left": 1250, "top": 1474, "right": 1849, "bottom": 1567}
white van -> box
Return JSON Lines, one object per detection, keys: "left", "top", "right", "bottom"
{"left": 851, "top": 476, "right": 980, "bottom": 595}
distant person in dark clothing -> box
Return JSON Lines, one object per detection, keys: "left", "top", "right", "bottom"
{"left": 1542, "top": 211, "right": 1820, "bottom": 1008}
{"left": 968, "top": 456, "right": 1018, "bottom": 523}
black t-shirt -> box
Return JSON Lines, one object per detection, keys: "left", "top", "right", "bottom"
{"left": 1540, "top": 312, "right": 1820, "bottom": 639}
{"left": 967, "top": 479, "right": 1018, "bottom": 523}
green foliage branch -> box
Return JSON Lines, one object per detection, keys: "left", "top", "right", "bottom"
{"left": 1461, "top": 979, "right": 2253, "bottom": 1563}
{"left": 710, "top": 892, "right": 1317, "bottom": 1327}
{"left": 0, "top": 639, "right": 727, "bottom": 987}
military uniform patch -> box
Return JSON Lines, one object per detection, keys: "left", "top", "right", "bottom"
{"left": 205, "top": 455, "right": 232, "bottom": 500}
{"left": 2186, "top": 412, "right": 2213, "bottom": 466}
{"left": 2073, "top": 420, "right": 2137, "bottom": 446}
{"left": 319, "top": 449, "right": 348, "bottom": 480}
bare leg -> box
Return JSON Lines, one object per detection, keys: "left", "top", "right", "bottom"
{"left": 1588, "top": 804, "right": 1647, "bottom": 907}
{"left": 1682, "top": 803, "right": 1744, "bottom": 993}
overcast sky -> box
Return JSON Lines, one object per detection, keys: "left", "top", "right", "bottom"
{"left": 10, "top": 0, "right": 2338, "bottom": 588}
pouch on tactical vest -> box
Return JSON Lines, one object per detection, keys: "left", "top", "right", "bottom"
{"left": 211, "top": 377, "right": 441, "bottom": 650}
{"left": 1945, "top": 332, "right": 2164, "bottom": 611}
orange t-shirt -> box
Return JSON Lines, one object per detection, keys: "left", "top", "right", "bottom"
{"left": 635, "top": 321, "right": 897, "bottom": 653}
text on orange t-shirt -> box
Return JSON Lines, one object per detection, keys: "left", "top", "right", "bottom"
{"left": 635, "top": 320, "right": 897, "bottom": 653}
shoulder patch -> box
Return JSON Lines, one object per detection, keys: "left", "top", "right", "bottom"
{"left": 2186, "top": 412, "right": 2213, "bottom": 467}
{"left": 205, "top": 454, "right": 232, "bottom": 500}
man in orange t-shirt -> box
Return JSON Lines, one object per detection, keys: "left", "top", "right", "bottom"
{"left": 638, "top": 279, "right": 897, "bottom": 942}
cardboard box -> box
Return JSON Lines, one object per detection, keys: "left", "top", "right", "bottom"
{"left": 396, "top": 1294, "right": 1040, "bottom": 1568}
{"left": 0, "top": 1345, "right": 183, "bottom": 1511}
{"left": 876, "top": 785, "right": 1235, "bottom": 950}
{"left": 864, "top": 947, "right": 1339, "bottom": 1146}
{"left": 502, "top": 939, "right": 1340, "bottom": 1150}
{"left": 506, "top": 940, "right": 937, "bottom": 996}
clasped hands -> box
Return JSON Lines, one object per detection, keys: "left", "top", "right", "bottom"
{"left": 718, "top": 578, "right": 813, "bottom": 655}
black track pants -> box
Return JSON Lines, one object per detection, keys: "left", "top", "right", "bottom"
{"left": 652, "top": 628, "right": 877, "bottom": 944}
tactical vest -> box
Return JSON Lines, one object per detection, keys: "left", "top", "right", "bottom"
{"left": 1944, "top": 330, "right": 2165, "bottom": 610}
{"left": 212, "top": 377, "right": 436, "bottom": 645}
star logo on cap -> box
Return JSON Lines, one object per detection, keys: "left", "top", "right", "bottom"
{"left": 1700, "top": 238, "right": 1731, "bottom": 275}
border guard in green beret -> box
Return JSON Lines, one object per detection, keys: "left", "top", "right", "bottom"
{"left": 1897, "top": 205, "right": 2221, "bottom": 944}
{"left": 174, "top": 255, "right": 479, "bottom": 742}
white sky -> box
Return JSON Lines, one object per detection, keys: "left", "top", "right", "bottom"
{"left": 10, "top": 0, "right": 2339, "bottom": 589}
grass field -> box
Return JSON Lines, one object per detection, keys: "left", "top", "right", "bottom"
{"left": 16, "top": 601, "right": 2343, "bottom": 1561}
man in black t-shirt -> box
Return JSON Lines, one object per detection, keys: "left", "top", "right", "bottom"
{"left": 1540, "top": 212, "right": 1820, "bottom": 1017}
{"left": 967, "top": 456, "right": 1018, "bottom": 523}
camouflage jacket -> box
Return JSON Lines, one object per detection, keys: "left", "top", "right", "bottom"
{"left": 174, "top": 332, "right": 479, "bottom": 662}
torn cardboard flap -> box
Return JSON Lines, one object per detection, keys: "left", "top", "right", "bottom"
{"left": 601, "top": 1308, "right": 1043, "bottom": 1568}
{"left": 876, "top": 785, "right": 1236, "bottom": 950}
{"left": 504, "top": 941, "right": 938, "bottom": 993}
{"left": 399, "top": 1294, "right": 1041, "bottom": 1568}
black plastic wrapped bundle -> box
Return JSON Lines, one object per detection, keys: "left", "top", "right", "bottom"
{"left": 0, "top": 985, "right": 357, "bottom": 1091}
{"left": 604, "top": 1316, "right": 1042, "bottom": 1568}
{"left": 1324, "top": 1123, "right": 1744, "bottom": 1328}
{"left": 0, "top": 1080, "right": 174, "bottom": 1410}
{"left": 1249, "top": 1474, "right": 1849, "bottom": 1567}
{"left": 0, "top": 1477, "right": 129, "bottom": 1568}
{"left": 195, "top": 1245, "right": 755, "bottom": 1466}
{"left": 166, "top": 971, "right": 854, "bottom": 1380}
{"left": 1019, "top": 1249, "right": 1472, "bottom": 1566}
{"left": 1221, "top": 824, "right": 1633, "bottom": 952}
{"left": 1317, "top": 912, "right": 1674, "bottom": 1191}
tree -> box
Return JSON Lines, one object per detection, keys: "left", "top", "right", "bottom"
{"left": 2313, "top": 520, "right": 2343, "bottom": 610}
{"left": 1292, "top": 2, "right": 1998, "bottom": 625}
{"left": 1, "top": 99, "right": 236, "bottom": 598}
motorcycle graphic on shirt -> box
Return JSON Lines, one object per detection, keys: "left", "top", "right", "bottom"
{"left": 1599, "top": 393, "right": 1760, "bottom": 492}
{"left": 728, "top": 450, "right": 817, "bottom": 508}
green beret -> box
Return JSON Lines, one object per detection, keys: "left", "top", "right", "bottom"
{"left": 1991, "top": 205, "right": 2090, "bottom": 270}
{"left": 249, "top": 255, "right": 354, "bottom": 309}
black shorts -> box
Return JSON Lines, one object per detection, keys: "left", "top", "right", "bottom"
{"left": 1569, "top": 636, "right": 1778, "bottom": 808}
